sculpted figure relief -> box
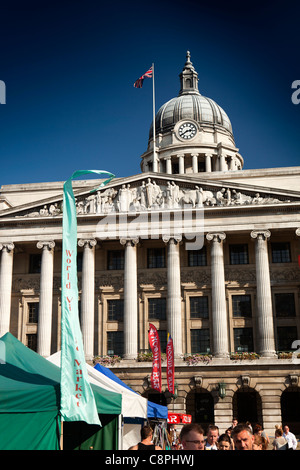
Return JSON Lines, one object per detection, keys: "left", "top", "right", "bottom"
{"left": 16, "top": 179, "right": 290, "bottom": 218}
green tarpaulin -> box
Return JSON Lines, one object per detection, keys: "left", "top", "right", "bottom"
{"left": 0, "top": 333, "right": 122, "bottom": 450}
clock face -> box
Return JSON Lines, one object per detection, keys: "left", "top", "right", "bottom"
{"left": 178, "top": 122, "right": 197, "bottom": 140}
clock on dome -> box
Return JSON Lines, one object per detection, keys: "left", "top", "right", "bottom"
{"left": 178, "top": 122, "right": 197, "bottom": 140}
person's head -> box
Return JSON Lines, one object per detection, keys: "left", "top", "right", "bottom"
{"left": 141, "top": 425, "right": 153, "bottom": 441}
{"left": 218, "top": 433, "right": 231, "bottom": 450}
{"left": 253, "top": 424, "right": 262, "bottom": 435}
{"left": 179, "top": 423, "right": 205, "bottom": 450}
{"left": 275, "top": 428, "right": 283, "bottom": 438}
{"left": 232, "top": 418, "right": 238, "bottom": 428}
{"left": 206, "top": 425, "right": 219, "bottom": 446}
{"left": 283, "top": 425, "right": 290, "bottom": 434}
{"left": 253, "top": 434, "right": 267, "bottom": 450}
{"left": 232, "top": 423, "right": 254, "bottom": 450}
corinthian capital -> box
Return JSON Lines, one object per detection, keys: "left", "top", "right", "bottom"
{"left": 0, "top": 242, "right": 15, "bottom": 252}
{"left": 78, "top": 239, "right": 97, "bottom": 248}
{"left": 250, "top": 230, "right": 271, "bottom": 241}
{"left": 37, "top": 241, "right": 55, "bottom": 250}
{"left": 206, "top": 232, "right": 226, "bottom": 242}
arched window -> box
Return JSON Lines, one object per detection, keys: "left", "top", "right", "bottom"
{"left": 233, "top": 387, "right": 262, "bottom": 425}
{"left": 281, "top": 387, "right": 300, "bottom": 434}
{"left": 186, "top": 389, "right": 214, "bottom": 434}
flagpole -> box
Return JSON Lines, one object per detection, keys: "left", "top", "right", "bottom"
{"left": 152, "top": 62, "right": 157, "bottom": 172}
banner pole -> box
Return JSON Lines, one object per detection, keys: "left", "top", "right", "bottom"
{"left": 152, "top": 62, "right": 157, "bottom": 172}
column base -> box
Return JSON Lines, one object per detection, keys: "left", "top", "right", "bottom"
{"left": 259, "top": 350, "right": 277, "bottom": 358}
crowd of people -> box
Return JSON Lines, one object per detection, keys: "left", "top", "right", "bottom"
{"left": 128, "top": 420, "right": 298, "bottom": 451}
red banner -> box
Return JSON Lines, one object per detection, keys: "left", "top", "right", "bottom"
{"left": 166, "top": 333, "right": 174, "bottom": 395}
{"left": 148, "top": 323, "right": 162, "bottom": 392}
{"left": 168, "top": 413, "right": 192, "bottom": 424}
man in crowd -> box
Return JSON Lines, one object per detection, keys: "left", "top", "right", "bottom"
{"left": 232, "top": 423, "right": 255, "bottom": 450}
{"left": 205, "top": 425, "right": 219, "bottom": 450}
{"left": 179, "top": 423, "right": 206, "bottom": 450}
{"left": 283, "top": 425, "right": 297, "bottom": 450}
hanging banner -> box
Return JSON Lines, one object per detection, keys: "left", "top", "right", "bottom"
{"left": 166, "top": 332, "right": 174, "bottom": 395}
{"left": 148, "top": 323, "right": 162, "bottom": 393}
{"left": 61, "top": 169, "right": 114, "bottom": 425}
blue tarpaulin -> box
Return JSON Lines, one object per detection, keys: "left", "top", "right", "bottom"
{"left": 94, "top": 363, "right": 168, "bottom": 419}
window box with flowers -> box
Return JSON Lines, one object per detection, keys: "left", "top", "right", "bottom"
{"left": 230, "top": 352, "right": 260, "bottom": 361}
{"left": 183, "top": 353, "right": 212, "bottom": 366}
{"left": 94, "top": 355, "right": 121, "bottom": 367}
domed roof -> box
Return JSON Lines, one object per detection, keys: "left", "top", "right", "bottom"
{"left": 153, "top": 94, "right": 232, "bottom": 134}
{"left": 149, "top": 52, "right": 233, "bottom": 138}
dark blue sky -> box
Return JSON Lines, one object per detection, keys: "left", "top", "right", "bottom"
{"left": 0, "top": 1, "right": 299, "bottom": 186}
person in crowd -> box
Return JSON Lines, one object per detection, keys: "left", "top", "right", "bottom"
{"left": 217, "top": 433, "right": 232, "bottom": 450}
{"left": 128, "top": 425, "right": 162, "bottom": 450}
{"left": 225, "top": 427, "right": 235, "bottom": 449}
{"left": 272, "top": 427, "right": 288, "bottom": 450}
{"left": 205, "top": 425, "right": 219, "bottom": 450}
{"left": 179, "top": 423, "right": 206, "bottom": 450}
{"left": 229, "top": 418, "right": 238, "bottom": 431}
{"left": 283, "top": 425, "right": 297, "bottom": 450}
{"left": 253, "top": 423, "right": 270, "bottom": 446}
{"left": 253, "top": 434, "right": 268, "bottom": 450}
{"left": 232, "top": 423, "right": 255, "bottom": 450}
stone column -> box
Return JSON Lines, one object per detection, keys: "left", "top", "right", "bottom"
{"left": 192, "top": 153, "right": 198, "bottom": 173}
{"left": 205, "top": 154, "right": 212, "bottom": 173}
{"left": 120, "top": 238, "right": 139, "bottom": 359}
{"left": 78, "top": 238, "right": 97, "bottom": 361}
{"left": 178, "top": 154, "right": 185, "bottom": 174}
{"left": 163, "top": 235, "right": 182, "bottom": 356}
{"left": 251, "top": 230, "right": 276, "bottom": 357}
{"left": 219, "top": 154, "right": 227, "bottom": 171}
{"left": 165, "top": 157, "right": 172, "bottom": 174}
{"left": 36, "top": 241, "right": 55, "bottom": 357}
{"left": 0, "top": 243, "right": 14, "bottom": 336}
{"left": 206, "top": 232, "right": 229, "bottom": 358}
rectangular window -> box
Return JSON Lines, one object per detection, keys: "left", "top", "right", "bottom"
{"left": 274, "top": 293, "right": 296, "bottom": 317}
{"left": 107, "top": 331, "right": 124, "bottom": 356}
{"left": 29, "top": 254, "right": 41, "bottom": 273}
{"left": 271, "top": 242, "right": 291, "bottom": 263}
{"left": 188, "top": 246, "right": 207, "bottom": 266}
{"left": 148, "top": 298, "right": 166, "bottom": 321}
{"left": 26, "top": 334, "right": 37, "bottom": 352}
{"left": 277, "top": 326, "right": 297, "bottom": 351}
{"left": 233, "top": 327, "right": 254, "bottom": 352}
{"left": 229, "top": 244, "right": 249, "bottom": 265}
{"left": 191, "top": 329, "right": 210, "bottom": 354}
{"left": 107, "top": 250, "right": 124, "bottom": 270}
{"left": 190, "top": 296, "right": 209, "bottom": 319}
{"left": 107, "top": 299, "right": 124, "bottom": 321}
{"left": 28, "top": 302, "right": 39, "bottom": 323}
{"left": 232, "top": 295, "right": 252, "bottom": 318}
{"left": 147, "top": 248, "right": 166, "bottom": 268}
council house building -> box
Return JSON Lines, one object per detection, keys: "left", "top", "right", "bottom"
{"left": 1, "top": 52, "right": 300, "bottom": 435}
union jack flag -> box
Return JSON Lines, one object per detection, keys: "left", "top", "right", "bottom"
{"left": 133, "top": 66, "right": 153, "bottom": 88}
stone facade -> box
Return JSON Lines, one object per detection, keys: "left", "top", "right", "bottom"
{"left": 0, "top": 52, "right": 300, "bottom": 436}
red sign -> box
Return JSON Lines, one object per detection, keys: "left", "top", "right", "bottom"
{"left": 168, "top": 413, "right": 192, "bottom": 424}
{"left": 166, "top": 333, "right": 174, "bottom": 395}
{"left": 148, "top": 323, "right": 162, "bottom": 392}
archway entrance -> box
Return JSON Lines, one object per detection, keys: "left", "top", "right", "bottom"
{"left": 186, "top": 390, "right": 214, "bottom": 434}
{"left": 281, "top": 387, "right": 300, "bottom": 434}
{"left": 233, "top": 388, "right": 262, "bottom": 426}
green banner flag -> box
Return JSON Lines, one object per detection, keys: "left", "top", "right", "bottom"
{"left": 61, "top": 169, "right": 115, "bottom": 425}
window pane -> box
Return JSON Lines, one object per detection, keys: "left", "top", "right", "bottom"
{"left": 108, "top": 299, "right": 124, "bottom": 321}
{"left": 107, "top": 250, "right": 124, "bottom": 270}
{"left": 271, "top": 242, "right": 291, "bottom": 263}
{"left": 232, "top": 295, "right": 252, "bottom": 318}
{"left": 29, "top": 254, "right": 41, "bottom": 273}
{"left": 188, "top": 246, "right": 207, "bottom": 266}
{"left": 277, "top": 326, "right": 297, "bottom": 351}
{"left": 147, "top": 248, "right": 165, "bottom": 268}
{"left": 107, "top": 331, "right": 124, "bottom": 356}
{"left": 190, "top": 296, "right": 209, "bottom": 319}
{"left": 275, "top": 293, "right": 296, "bottom": 317}
{"left": 191, "top": 329, "right": 210, "bottom": 354}
{"left": 27, "top": 334, "right": 37, "bottom": 352}
{"left": 28, "top": 302, "right": 39, "bottom": 323}
{"left": 148, "top": 298, "right": 166, "bottom": 320}
{"left": 233, "top": 328, "right": 253, "bottom": 352}
{"left": 230, "top": 244, "right": 249, "bottom": 265}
